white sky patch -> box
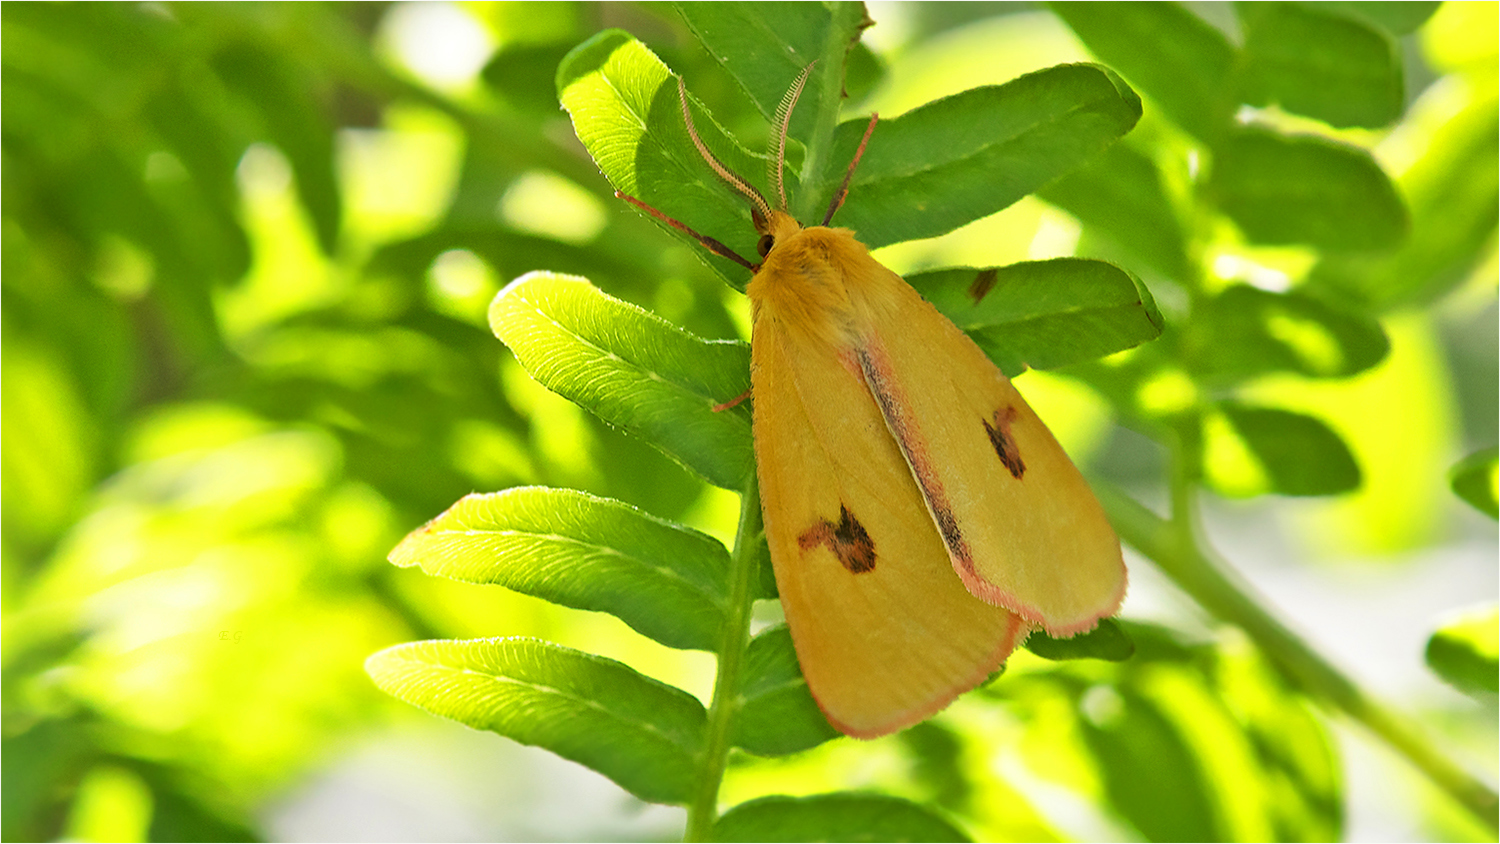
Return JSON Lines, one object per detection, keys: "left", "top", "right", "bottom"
{"left": 382, "top": 2, "right": 494, "bottom": 90}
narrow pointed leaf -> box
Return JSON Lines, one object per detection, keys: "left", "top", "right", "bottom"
{"left": 1049, "top": 2, "right": 1236, "bottom": 142}
{"left": 832, "top": 64, "right": 1143, "bottom": 249}
{"left": 390, "top": 487, "right": 732, "bottom": 651}
{"left": 1025, "top": 618, "right": 1134, "bottom": 661}
{"left": 489, "top": 272, "right": 752, "bottom": 489}
{"left": 1183, "top": 285, "right": 1389, "bottom": 383}
{"left": 1450, "top": 448, "right": 1499, "bottom": 519}
{"left": 366, "top": 638, "right": 706, "bottom": 805}
{"left": 732, "top": 626, "right": 838, "bottom": 755}
{"left": 1209, "top": 128, "right": 1407, "bottom": 252}
{"left": 906, "top": 259, "right": 1163, "bottom": 376}
{"left": 1425, "top": 605, "right": 1499, "bottom": 697}
{"left": 712, "top": 794, "right": 971, "bottom": 842}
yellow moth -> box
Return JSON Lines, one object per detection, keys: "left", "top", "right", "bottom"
{"left": 621, "top": 66, "right": 1126, "bottom": 738}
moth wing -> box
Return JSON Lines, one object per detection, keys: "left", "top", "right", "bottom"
{"left": 847, "top": 262, "right": 1126, "bottom": 636}
{"left": 752, "top": 306, "right": 1021, "bottom": 739}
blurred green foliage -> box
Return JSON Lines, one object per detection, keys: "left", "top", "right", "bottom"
{"left": 3, "top": 2, "right": 1495, "bottom": 842}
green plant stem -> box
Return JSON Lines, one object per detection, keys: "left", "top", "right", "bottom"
{"left": 684, "top": 473, "right": 764, "bottom": 842}
{"left": 1095, "top": 479, "right": 1500, "bottom": 831}
{"left": 795, "top": 3, "right": 874, "bottom": 223}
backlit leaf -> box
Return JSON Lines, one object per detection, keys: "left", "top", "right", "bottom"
{"left": 488, "top": 272, "right": 753, "bottom": 489}
{"left": 365, "top": 638, "right": 706, "bottom": 805}
{"left": 389, "top": 487, "right": 733, "bottom": 651}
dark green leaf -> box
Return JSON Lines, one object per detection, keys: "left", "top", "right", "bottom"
{"left": 833, "top": 64, "right": 1143, "bottom": 249}
{"left": 1183, "top": 285, "right": 1389, "bottom": 383}
{"left": 1218, "top": 403, "right": 1361, "bottom": 496}
{"left": 732, "top": 626, "right": 838, "bottom": 755}
{"left": 389, "top": 487, "right": 733, "bottom": 652}
{"left": 1038, "top": 141, "right": 1192, "bottom": 281}
{"left": 1078, "top": 683, "right": 1222, "bottom": 841}
{"left": 1306, "top": 99, "right": 1498, "bottom": 311}
{"left": 1025, "top": 618, "right": 1134, "bottom": 661}
{"left": 482, "top": 42, "right": 576, "bottom": 114}
{"left": 1450, "top": 448, "right": 1499, "bottom": 519}
{"left": 995, "top": 620, "right": 1342, "bottom": 840}
{"left": 712, "top": 794, "right": 970, "bottom": 842}
{"left": 557, "top": 29, "right": 771, "bottom": 285}
{"left": 488, "top": 272, "right": 753, "bottom": 489}
{"left": 366, "top": 638, "right": 706, "bottom": 805}
{"left": 1237, "top": 3, "right": 1403, "bottom": 129}
{"left": 1310, "top": 1, "right": 1441, "bottom": 35}
{"left": 1049, "top": 2, "right": 1236, "bottom": 141}
{"left": 906, "top": 259, "right": 1162, "bottom": 376}
{"left": 1425, "top": 605, "right": 1499, "bottom": 697}
{"left": 211, "top": 42, "right": 341, "bottom": 255}
{"left": 672, "top": 2, "right": 870, "bottom": 141}
{"left": 1209, "top": 128, "right": 1408, "bottom": 252}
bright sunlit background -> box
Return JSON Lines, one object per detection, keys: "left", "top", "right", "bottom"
{"left": 3, "top": 2, "right": 1495, "bottom": 841}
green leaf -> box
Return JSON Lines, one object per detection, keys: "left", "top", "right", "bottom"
{"left": 1038, "top": 141, "right": 1192, "bottom": 281}
{"left": 1209, "top": 128, "right": 1408, "bottom": 252}
{"left": 1183, "top": 285, "right": 1389, "bottom": 383}
{"left": 712, "top": 794, "right": 971, "bottom": 842}
{"left": 482, "top": 42, "right": 577, "bottom": 114}
{"left": 732, "top": 626, "right": 838, "bottom": 755}
{"left": 557, "top": 29, "right": 771, "bottom": 284}
{"left": 1081, "top": 682, "right": 1222, "bottom": 840}
{"left": 210, "top": 42, "right": 341, "bottom": 254}
{"left": 672, "top": 2, "right": 869, "bottom": 141}
{"left": 1218, "top": 403, "right": 1361, "bottom": 496}
{"left": 1237, "top": 3, "right": 1403, "bottom": 129}
{"left": 1425, "top": 605, "right": 1499, "bottom": 697}
{"left": 997, "top": 622, "right": 1343, "bottom": 840}
{"left": 832, "top": 64, "right": 1143, "bottom": 250}
{"left": 906, "top": 259, "right": 1163, "bottom": 376}
{"left": 389, "top": 487, "right": 733, "bottom": 652}
{"left": 488, "top": 272, "right": 753, "bottom": 489}
{"left": 365, "top": 638, "right": 706, "bottom": 805}
{"left": 1450, "top": 448, "right": 1499, "bottom": 519}
{"left": 1310, "top": 1, "right": 1441, "bottom": 35}
{"left": 1048, "top": 2, "right": 1236, "bottom": 142}
{"left": 1025, "top": 618, "right": 1134, "bottom": 661}
{"left": 1306, "top": 98, "right": 1498, "bottom": 311}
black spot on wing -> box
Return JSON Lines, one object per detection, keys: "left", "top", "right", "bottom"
{"left": 798, "top": 504, "right": 877, "bottom": 574}
{"left": 984, "top": 406, "right": 1026, "bottom": 480}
